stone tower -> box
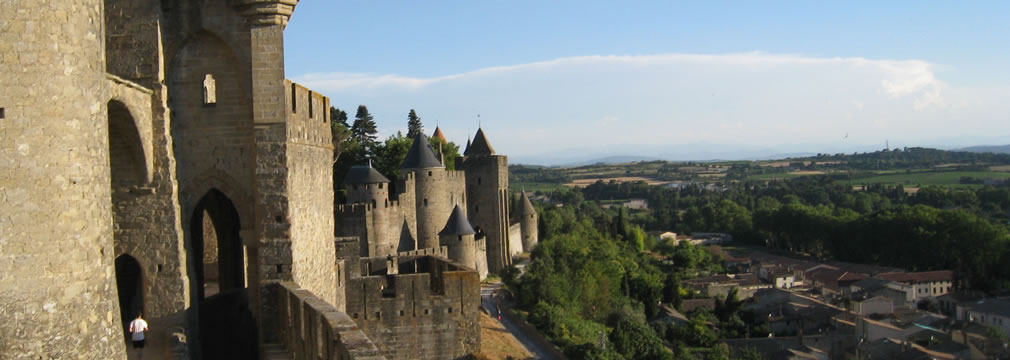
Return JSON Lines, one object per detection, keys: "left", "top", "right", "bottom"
{"left": 440, "top": 204, "right": 488, "bottom": 279}
{"left": 1, "top": 1, "right": 128, "bottom": 357}
{"left": 401, "top": 133, "right": 451, "bottom": 250}
{"left": 345, "top": 163, "right": 391, "bottom": 207}
{"left": 460, "top": 128, "right": 512, "bottom": 273}
{"left": 518, "top": 191, "right": 539, "bottom": 252}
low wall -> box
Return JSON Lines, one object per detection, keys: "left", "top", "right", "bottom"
{"left": 272, "top": 282, "right": 385, "bottom": 360}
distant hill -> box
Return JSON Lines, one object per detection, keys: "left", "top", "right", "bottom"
{"left": 957, "top": 145, "right": 1010, "bottom": 154}
{"left": 511, "top": 142, "right": 1010, "bottom": 166}
{"left": 559, "top": 155, "right": 663, "bottom": 167}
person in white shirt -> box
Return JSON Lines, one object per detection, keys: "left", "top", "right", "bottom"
{"left": 128, "top": 313, "right": 150, "bottom": 354}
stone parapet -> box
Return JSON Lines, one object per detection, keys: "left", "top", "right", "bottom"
{"left": 235, "top": 0, "right": 299, "bottom": 27}
{"left": 271, "top": 281, "right": 385, "bottom": 360}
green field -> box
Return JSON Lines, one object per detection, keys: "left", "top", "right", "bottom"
{"left": 839, "top": 171, "right": 1010, "bottom": 187}
{"left": 746, "top": 172, "right": 818, "bottom": 180}
{"left": 510, "top": 182, "right": 563, "bottom": 192}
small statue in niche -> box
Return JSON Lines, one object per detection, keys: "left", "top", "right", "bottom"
{"left": 203, "top": 74, "right": 216, "bottom": 105}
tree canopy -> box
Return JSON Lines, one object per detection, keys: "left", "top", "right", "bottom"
{"left": 351, "top": 105, "right": 378, "bottom": 156}
{"left": 406, "top": 109, "right": 423, "bottom": 138}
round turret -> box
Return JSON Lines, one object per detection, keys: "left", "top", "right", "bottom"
{"left": 402, "top": 134, "right": 450, "bottom": 250}
{"left": 518, "top": 191, "right": 539, "bottom": 252}
{"left": 344, "top": 163, "right": 390, "bottom": 207}
{"left": 439, "top": 205, "right": 486, "bottom": 279}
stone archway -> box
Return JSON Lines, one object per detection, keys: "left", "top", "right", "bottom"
{"left": 115, "top": 254, "right": 144, "bottom": 342}
{"left": 188, "top": 188, "right": 244, "bottom": 301}
{"left": 187, "top": 188, "right": 257, "bottom": 359}
{"left": 107, "top": 100, "right": 147, "bottom": 187}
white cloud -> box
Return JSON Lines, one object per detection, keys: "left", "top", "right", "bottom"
{"left": 292, "top": 52, "right": 1006, "bottom": 157}
{"left": 298, "top": 53, "right": 946, "bottom": 107}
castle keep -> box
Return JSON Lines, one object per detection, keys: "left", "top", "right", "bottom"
{"left": 1, "top": 1, "right": 538, "bottom": 359}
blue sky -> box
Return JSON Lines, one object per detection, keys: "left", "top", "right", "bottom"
{"left": 284, "top": 1, "right": 1010, "bottom": 163}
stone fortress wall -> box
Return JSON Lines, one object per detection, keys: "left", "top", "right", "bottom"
{"left": 0, "top": 0, "right": 537, "bottom": 358}
{"left": 345, "top": 255, "right": 482, "bottom": 360}
{"left": 284, "top": 80, "right": 337, "bottom": 308}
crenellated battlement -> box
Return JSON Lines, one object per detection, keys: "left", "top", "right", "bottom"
{"left": 398, "top": 246, "right": 449, "bottom": 258}
{"left": 285, "top": 79, "right": 331, "bottom": 147}
{"left": 445, "top": 170, "right": 466, "bottom": 180}
{"left": 235, "top": 0, "right": 299, "bottom": 26}
{"left": 336, "top": 198, "right": 406, "bottom": 214}
{"left": 345, "top": 255, "right": 479, "bottom": 324}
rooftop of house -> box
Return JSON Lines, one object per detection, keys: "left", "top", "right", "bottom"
{"left": 937, "top": 291, "right": 986, "bottom": 303}
{"left": 742, "top": 250, "right": 900, "bottom": 277}
{"left": 860, "top": 338, "right": 960, "bottom": 360}
{"left": 807, "top": 268, "right": 868, "bottom": 289}
{"left": 725, "top": 257, "right": 751, "bottom": 264}
{"left": 875, "top": 271, "right": 954, "bottom": 284}
{"left": 681, "top": 298, "right": 716, "bottom": 313}
{"left": 851, "top": 277, "right": 892, "bottom": 292}
{"left": 852, "top": 286, "right": 908, "bottom": 303}
{"left": 961, "top": 297, "right": 1010, "bottom": 318}
{"left": 865, "top": 308, "right": 948, "bottom": 331}
{"left": 856, "top": 295, "right": 893, "bottom": 304}
{"left": 684, "top": 273, "right": 762, "bottom": 288}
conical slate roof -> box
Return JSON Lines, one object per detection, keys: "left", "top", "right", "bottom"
{"left": 439, "top": 204, "right": 476, "bottom": 236}
{"left": 463, "top": 128, "right": 494, "bottom": 156}
{"left": 432, "top": 126, "right": 447, "bottom": 143}
{"left": 464, "top": 137, "right": 471, "bottom": 154}
{"left": 344, "top": 164, "right": 390, "bottom": 184}
{"left": 518, "top": 191, "right": 536, "bottom": 216}
{"left": 400, "top": 133, "right": 444, "bottom": 169}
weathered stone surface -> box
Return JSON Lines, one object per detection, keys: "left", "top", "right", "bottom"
{"left": 345, "top": 257, "right": 481, "bottom": 360}
{"left": 1, "top": 1, "right": 127, "bottom": 358}
{"left": 460, "top": 152, "right": 513, "bottom": 273}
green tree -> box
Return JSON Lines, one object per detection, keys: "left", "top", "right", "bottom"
{"left": 661, "top": 273, "right": 683, "bottom": 309}
{"left": 562, "top": 343, "right": 622, "bottom": 360}
{"left": 330, "top": 106, "right": 349, "bottom": 127}
{"left": 985, "top": 325, "right": 1008, "bottom": 341}
{"left": 329, "top": 107, "right": 352, "bottom": 162}
{"left": 704, "top": 343, "right": 731, "bottom": 360}
{"left": 406, "top": 109, "right": 424, "bottom": 138}
{"left": 330, "top": 107, "right": 366, "bottom": 203}
{"left": 351, "top": 105, "right": 378, "bottom": 156}
{"left": 608, "top": 319, "right": 670, "bottom": 360}
{"left": 428, "top": 136, "right": 461, "bottom": 170}
{"left": 737, "top": 346, "right": 763, "bottom": 360}
{"left": 373, "top": 132, "right": 413, "bottom": 184}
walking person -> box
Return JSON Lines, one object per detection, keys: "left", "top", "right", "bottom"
{"left": 128, "top": 313, "right": 149, "bottom": 359}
